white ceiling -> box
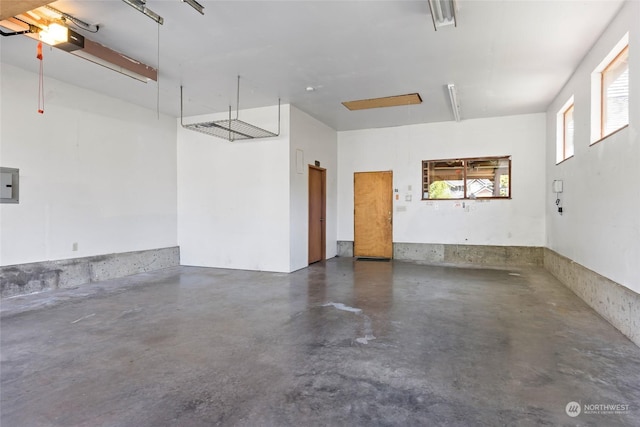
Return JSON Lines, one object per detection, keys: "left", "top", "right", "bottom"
{"left": 0, "top": 0, "right": 625, "bottom": 131}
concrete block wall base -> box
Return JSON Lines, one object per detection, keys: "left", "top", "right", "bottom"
{"left": 337, "top": 241, "right": 543, "bottom": 267}
{"left": 0, "top": 247, "right": 180, "bottom": 299}
{"left": 544, "top": 248, "right": 640, "bottom": 347}
{"left": 337, "top": 241, "right": 638, "bottom": 347}
{"left": 336, "top": 241, "right": 354, "bottom": 257}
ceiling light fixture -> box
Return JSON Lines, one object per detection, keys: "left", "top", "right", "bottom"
{"left": 428, "top": 0, "right": 457, "bottom": 31}
{"left": 447, "top": 83, "right": 461, "bottom": 122}
{"left": 38, "top": 23, "right": 69, "bottom": 46}
{"left": 121, "top": 0, "right": 164, "bottom": 25}
{"left": 182, "top": 0, "right": 205, "bottom": 15}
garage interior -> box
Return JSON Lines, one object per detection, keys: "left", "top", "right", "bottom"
{"left": 1, "top": 1, "right": 639, "bottom": 425}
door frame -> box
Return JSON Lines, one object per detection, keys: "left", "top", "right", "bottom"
{"left": 308, "top": 165, "right": 326, "bottom": 264}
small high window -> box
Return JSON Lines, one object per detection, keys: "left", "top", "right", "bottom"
{"left": 422, "top": 156, "right": 511, "bottom": 200}
{"left": 556, "top": 97, "right": 575, "bottom": 163}
{"left": 591, "top": 33, "right": 629, "bottom": 143}
{"left": 602, "top": 46, "right": 629, "bottom": 135}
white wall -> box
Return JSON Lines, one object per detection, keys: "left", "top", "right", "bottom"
{"left": 337, "top": 113, "right": 546, "bottom": 247}
{"left": 289, "top": 106, "right": 338, "bottom": 271}
{"left": 546, "top": 0, "right": 639, "bottom": 293}
{"left": 0, "top": 64, "right": 178, "bottom": 266}
{"left": 177, "top": 105, "right": 291, "bottom": 272}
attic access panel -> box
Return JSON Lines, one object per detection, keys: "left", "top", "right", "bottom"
{"left": 342, "top": 93, "right": 422, "bottom": 111}
{"left": 180, "top": 77, "right": 280, "bottom": 142}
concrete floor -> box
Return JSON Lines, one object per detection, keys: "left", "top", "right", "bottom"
{"left": 1, "top": 258, "right": 639, "bottom": 426}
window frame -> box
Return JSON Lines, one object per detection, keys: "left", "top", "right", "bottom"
{"left": 556, "top": 96, "right": 575, "bottom": 164}
{"left": 590, "top": 33, "right": 629, "bottom": 144}
{"left": 564, "top": 104, "right": 575, "bottom": 159}
{"left": 421, "top": 155, "right": 512, "bottom": 201}
{"left": 600, "top": 45, "right": 629, "bottom": 139}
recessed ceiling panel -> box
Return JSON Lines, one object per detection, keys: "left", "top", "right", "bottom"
{"left": 342, "top": 93, "right": 423, "bottom": 111}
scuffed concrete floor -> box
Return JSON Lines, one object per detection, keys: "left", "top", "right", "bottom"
{"left": 1, "top": 258, "right": 639, "bottom": 426}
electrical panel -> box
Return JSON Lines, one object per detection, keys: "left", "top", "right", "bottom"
{"left": 1, "top": 167, "right": 19, "bottom": 204}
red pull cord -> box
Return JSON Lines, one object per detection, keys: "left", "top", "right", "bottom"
{"left": 37, "top": 42, "right": 44, "bottom": 114}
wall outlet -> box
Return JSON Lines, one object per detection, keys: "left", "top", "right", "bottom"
{"left": 72, "top": 242, "right": 78, "bottom": 251}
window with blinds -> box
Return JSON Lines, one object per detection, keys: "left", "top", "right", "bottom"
{"left": 602, "top": 45, "right": 629, "bottom": 137}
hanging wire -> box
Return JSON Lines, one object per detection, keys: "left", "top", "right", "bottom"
{"left": 37, "top": 42, "right": 44, "bottom": 114}
{"left": 157, "top": 21, "right": 160, "bottom": 119}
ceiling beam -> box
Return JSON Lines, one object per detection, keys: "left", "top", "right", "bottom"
{"left": 0, "top": 0, "right": 54, "bottom": 21}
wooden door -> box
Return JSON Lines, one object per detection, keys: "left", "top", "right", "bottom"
{"left": 308, "top": 165, "right": 326, "bottom": 264}
{"left": 354, "top": 171, "right": 393, "bottom": 258}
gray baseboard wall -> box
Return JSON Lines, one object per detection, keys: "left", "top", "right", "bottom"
{"left": 0, "top": 246, "right": 180, "bottom": 299}
{"left": 337, "top": 241, "right": 543, "bottom": 266}
{"left": 544, "top": 248, "right": 640, "bottom": 347}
